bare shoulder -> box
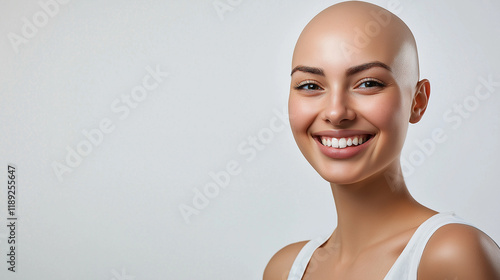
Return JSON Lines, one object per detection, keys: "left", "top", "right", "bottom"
{"left": 263, "top": 241, "right": 309, "bottom": 280}
{"left": 418, "top": 223, "right": 500, "bottom": 280}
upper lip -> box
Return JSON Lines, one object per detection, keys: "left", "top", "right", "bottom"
{"left": 312, "top": 130, "right": 375, "bottom": 138}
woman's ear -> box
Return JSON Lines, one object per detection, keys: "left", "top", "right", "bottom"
{"left": 409, "top": 79, "right": 431, "bottom": 124}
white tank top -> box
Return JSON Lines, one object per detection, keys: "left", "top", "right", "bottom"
{"left": 287, "top": 212, "right": 474, "bottom": 280}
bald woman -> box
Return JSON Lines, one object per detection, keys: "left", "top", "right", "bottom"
{"left": 264, "top": 1, "right": 500, "bottom": 280}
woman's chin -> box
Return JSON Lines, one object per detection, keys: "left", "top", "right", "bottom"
{"left": 316, "top": 170, "right": 368, "bottom": 186}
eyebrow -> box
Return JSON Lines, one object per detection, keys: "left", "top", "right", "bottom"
{"left": 290, "top": 65, "right": 324, "bottom": 76}
{"left": 290, "top": 61, "right": 392, "bottom": 76}
{"left": 346, "top": 61, "right": 392, "bottom": 76}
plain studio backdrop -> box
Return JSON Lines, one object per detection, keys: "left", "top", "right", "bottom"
{"left": 1, "top": 0, "right": 499, "bottom": 279}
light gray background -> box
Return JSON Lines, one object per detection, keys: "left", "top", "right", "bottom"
{"left": 1, "top": 0, "right": 499, "bottom": 279}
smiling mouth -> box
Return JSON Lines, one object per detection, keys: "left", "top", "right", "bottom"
{"left": 317, "top": 135, "right": 374, "bottom": 149}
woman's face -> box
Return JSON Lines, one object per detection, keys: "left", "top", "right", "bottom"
{"left": 288, "top": 16, "right": 421, "bottom": 185}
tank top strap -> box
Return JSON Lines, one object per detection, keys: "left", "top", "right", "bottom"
{"left": 287, "top": 233, "right": 331, "bottom": 280}
{"left": 383, "top": 212, "right": 474, "bottom": 280}
{"left": 287, "top": 212, "right": 474, "bottom": 280}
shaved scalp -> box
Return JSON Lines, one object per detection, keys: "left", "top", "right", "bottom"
{"left": 293, "top": 1, "right": 420, "bottom": 92}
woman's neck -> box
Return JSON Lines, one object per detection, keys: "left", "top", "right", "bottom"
{"left": 328, "top": 162, "right": 435, "bottom": 260}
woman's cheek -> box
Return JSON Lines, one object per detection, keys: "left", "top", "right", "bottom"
{"left": 367, "top": 91, "right": 406, "bottom": 127}
{"left": 368, "top": 94, "right": 410, "bottom": 151}
{"left": 288, "top": 96, "right": 316, "bottom": 135}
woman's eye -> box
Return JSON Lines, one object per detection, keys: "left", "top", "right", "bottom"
{"left": 358, "top": 80, "right": 385, "bottom": 88}
{"left": 295, "top": 83, "right": 321, "bottom": 91}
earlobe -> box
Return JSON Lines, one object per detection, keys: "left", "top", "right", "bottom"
{"left": 409, "top": 79, "right": 431, "bottom": 124}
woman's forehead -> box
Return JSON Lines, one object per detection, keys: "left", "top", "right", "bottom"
{"left": 291, "top": 2, "right": 419, "bottom": 82}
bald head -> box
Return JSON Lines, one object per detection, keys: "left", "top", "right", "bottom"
{"left": 292, "top": 1, "right": 420, "bottom": 91}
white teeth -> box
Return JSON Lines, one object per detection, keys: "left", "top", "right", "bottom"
{"left": 346, "top": 138, "right": 352, "bottom": 147}
{"left": 339, "top": 138, "right": 347, "bottom": 148}
{"left": 331, "top": 138, "right": 339, "bottom": 148}
{"left": 319, "top": 135, "right": 370, "bottom": 149}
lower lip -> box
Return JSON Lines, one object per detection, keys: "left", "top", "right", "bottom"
{"left": 315, "top": 137, "right": 372, "bottom": 159}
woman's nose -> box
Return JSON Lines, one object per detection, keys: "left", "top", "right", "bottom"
{"left": 321, "top": 90, "right": 356, "bottom": 125}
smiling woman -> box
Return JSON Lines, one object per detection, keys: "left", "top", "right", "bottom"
{"left": 263, "top": 1, "right": 500, "bottom": 280}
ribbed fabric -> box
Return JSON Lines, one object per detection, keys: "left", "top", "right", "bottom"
{"left": 287, "top": 212, "right": 474, "bottom": 280}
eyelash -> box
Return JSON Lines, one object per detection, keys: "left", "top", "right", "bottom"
{"left": 293, "top": 78, "right": 386, "bottom": 91}
{"left": 356, "top": 78, "right": 386, "bottom": 89}
{"left": 294, "top": 80, "right": 323, "bottom": 91}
